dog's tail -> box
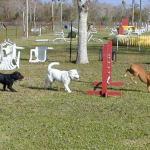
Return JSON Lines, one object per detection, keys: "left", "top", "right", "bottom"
{"left": 48, "top": 62, "right": 60, "bottom": 70}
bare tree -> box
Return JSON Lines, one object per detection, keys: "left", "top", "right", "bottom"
{"left": 132, "top": 0, "right": 135, "bottom": 25}
{"left": 121, "top": 0, "right": 126, "bottom": 17}
{"left": 76, "top": 0, "right": 90, "bottom": 64}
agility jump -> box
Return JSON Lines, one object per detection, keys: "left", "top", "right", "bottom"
{"left": 87, "top": 41, "right": 124, "bottom": 97}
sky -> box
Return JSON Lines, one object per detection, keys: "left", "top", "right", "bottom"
{"left": 42, "top": 0, "right": 150, "bottom": 6}
{"left": 100, "top": 0, "right": 149, "bottom": 6}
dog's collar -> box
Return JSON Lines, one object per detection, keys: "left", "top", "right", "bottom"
{"left": 68, "top": 72, "right": 73, "bottom": 80}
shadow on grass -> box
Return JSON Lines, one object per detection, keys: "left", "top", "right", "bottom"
{"left": 103, "top": 36, "right": 109, "bottom": 40}
{"left": 92, "top": 86, "right": 146, "bottom": 93}
{"left": 29, "top": 86, "right": 86, "bottom": 94}
{"left": 0, "top": 89, "right": 11, "bottom": 92}
{"left": 29, "top": 86, "right": 59, "bottom": 91}
{"left": 65, "top": 60, "right": 77, "bottom": 64}
{"left": 142, "top": 62, "right": 150, "bottom": 65}
{"left": 115, "top": 88, "right": 145, "bottom": 93}
{"left": 20, "top": 85, "right": 58, "bottom": 91}
{"left": 21, "top": 85, "right": 86, "bottom": 94}
{"left": 78, "top": 80, "right": 92, "bottom": 84}
{"left": 21, "top": 58, "right": 29, "bottom": 61}
{"left": 71, "top": 89, "right": 87, "bottom": 94}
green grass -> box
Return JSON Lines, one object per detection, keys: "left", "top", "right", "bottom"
{"left": 0, "top": 28, "right": 150, "bottom": 149}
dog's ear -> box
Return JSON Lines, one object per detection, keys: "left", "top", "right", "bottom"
{"left": 72, "top": 69, "right": 80, "bottom": 75}
{"left": 68, "top": 70, "right": 74, "bottom": 78}
{"left": 68, "top": 70, "right": 73, "bottom": 75}
{"left": 69, "top": 69, "right": 80, "bottom": 74}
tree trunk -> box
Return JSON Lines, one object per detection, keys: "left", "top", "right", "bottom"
{"left": 76, "top": 0, "right": 89, "bottom": 64}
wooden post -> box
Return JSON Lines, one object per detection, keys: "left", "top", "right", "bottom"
{"left": 87, "top": 41, "right": 124, "bottom": 97}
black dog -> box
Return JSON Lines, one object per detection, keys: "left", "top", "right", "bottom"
{"left": 0, "top": 71, "right": 24, "bottom": 92}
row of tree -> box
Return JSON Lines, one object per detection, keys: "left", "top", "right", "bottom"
{"left": 0, "top": 0, "right": 150, "bottom": 26}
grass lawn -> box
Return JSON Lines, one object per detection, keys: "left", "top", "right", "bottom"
{"left": 0, "top": 29, "right": 150, "bottom": 149}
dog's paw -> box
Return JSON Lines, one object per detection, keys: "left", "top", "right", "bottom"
{"left": 65, "top": 89, "right": 72, "bottom": 93}
{"left": 148, "top": 86, "right": 150, "bottom": 92}
{"left": 124, "top": 74, "right": 127, "bottom": 77}
{"left": 134, "top": 81, "right": 137, "bottom": 84}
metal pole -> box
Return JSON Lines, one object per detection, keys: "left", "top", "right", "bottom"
{"left": 16, "top": 25, "right": 17, "bottom": 38}
{"left": 3, "top": 24, "right": 7, "bottom": 39}
{"left": 69, "top": 21, "right": 72, "bottom": 62}
{"left": 23, "top": 11, "right": 25, "bottom": 36}
{"left": 26, "top": 0, "right": 29, "bottom": 38}
{"left": 60, "top": 1, "right": 63, "bottom": 28}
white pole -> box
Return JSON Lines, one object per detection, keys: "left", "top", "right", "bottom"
{"left": 26, "top": 0, "right": 29, "bottom": 38}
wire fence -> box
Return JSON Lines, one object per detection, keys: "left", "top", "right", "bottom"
{"left": 0, "top": 22, "right": 53, "bottom": 42}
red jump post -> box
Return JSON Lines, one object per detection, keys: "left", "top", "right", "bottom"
{"left": 118, "top": 18, "right": 129, "bottom": 35}
{"left": 87, "top": 41, "right": 123, "bottom": 97}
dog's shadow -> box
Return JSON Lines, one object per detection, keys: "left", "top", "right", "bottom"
{"left": 20, "top": 83, "right": 147, "bottom": 94}
{"left": 77, "top": 80, "right": 92, "bottom": 84}
{"left": 120, "top": 88, "right": 147, "bottom": 93}
{"left": 93, "top": 85, "right": 147, "bottom": 93}
{"left": 20, "top": 84, "right": 86, "bottom": 94}
{"left": 20, "top": 85, "right": 58, "bottom": 91}
{"left": 0, "top": 89, "right": 10, "bottom": 92}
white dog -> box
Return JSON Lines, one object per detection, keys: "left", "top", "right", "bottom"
{"left": 45, "top": 62, "right": 79, "bottom": 93}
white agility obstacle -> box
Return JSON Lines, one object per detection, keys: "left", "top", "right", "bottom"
{"left": 0, "top": 40, "right": 23, "bottom": 70}
{"left": 29, "top": 46, "right": 53, "bottom": 63}
{"left": 53, "top": 30, "right": 67, "bottom": 42}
